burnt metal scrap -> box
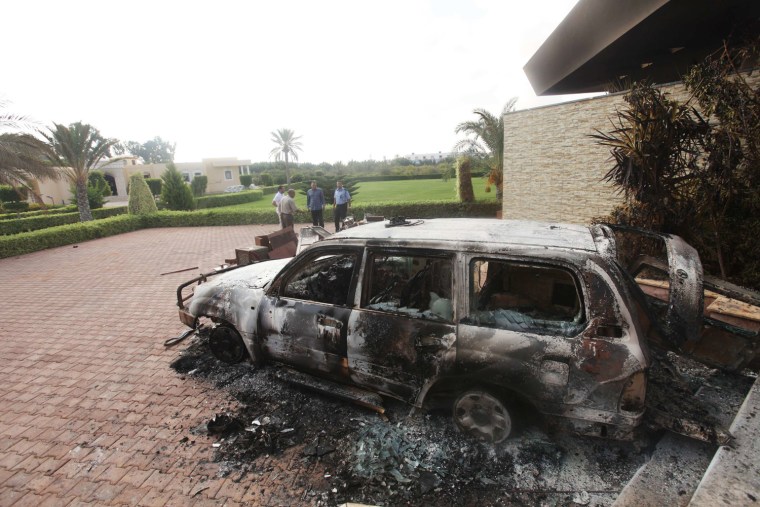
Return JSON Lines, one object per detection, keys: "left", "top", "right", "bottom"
{"left": 175, "top": 219, "right": 759, "bottom": 446}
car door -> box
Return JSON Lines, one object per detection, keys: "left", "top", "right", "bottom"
{"left": 347, "top": 249, "right": 457, "bottom": 403}
{"left": 258, "top": 246, "right": 362, "bottom": 380}
{"left": 457, "top": 256, "right": 590, "bottom": 410}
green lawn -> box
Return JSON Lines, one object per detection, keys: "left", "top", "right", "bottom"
{"left": 218, "top": 177, "right": 495, "bottom": 211}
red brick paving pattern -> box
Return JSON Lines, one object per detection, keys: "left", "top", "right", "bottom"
{"left": 0, "top": 225, "right": 317, "bottom": 506}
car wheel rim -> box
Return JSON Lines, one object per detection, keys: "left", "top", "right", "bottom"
{"left": 453, "top": 391, "right": 511, "bottom": 443}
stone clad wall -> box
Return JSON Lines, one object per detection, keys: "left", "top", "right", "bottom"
{"left": 502, "top": 82, "right": 689, "bottom": 224}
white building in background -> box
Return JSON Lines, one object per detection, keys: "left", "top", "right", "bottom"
{"left": 404, "top": 151, "right": 455, "bottom": 164}
{"left": 34, "top": 157, "right": 251, "bottom": 205}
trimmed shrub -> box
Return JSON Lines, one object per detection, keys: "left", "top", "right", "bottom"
{"left": 195, "top": 189, "right": 264, "bottom": 209}
{"left": 146, "top": 178, "right": 162, "bottom": 196}
{"left": 88, "top": 171, "right": 112, "bottom": 198}
{"left": 256, "top": 173, "right": 274, "bottom": 186}
{"left": 240, "top": 174, "right": 253, "bottom": 187}
{"left": 128, "top": 173, "right": 158, "bottom": 215}
{"left": 161, "top": 163, "right": 195, "bottom": 211}
{"left": 0, "top": 206, "right": 128, "bottom": 235}
{"left": 2, "top": 201, "right": 30, "bottom": 212}
{"left": 191, "top": 175, "right": 208, "bottom": 197}
{"left": 0, "top": 185, "right": 23, "bottom": 203}
{"left": 0, "top": 214, "right": 142, "bottom": 258}
{"left": 0, "top": 205, "right": 77, "bottom": 220}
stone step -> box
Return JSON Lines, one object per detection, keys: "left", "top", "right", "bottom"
{"left": 688, "top": 375, "right": 760, "bottom": 506}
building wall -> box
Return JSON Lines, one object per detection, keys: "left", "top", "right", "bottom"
{"left": 502, "top": 81, "right": 690, "bottom": 224}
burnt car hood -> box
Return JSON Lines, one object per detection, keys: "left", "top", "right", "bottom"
{"left": 188, "top": 258, "right": 290, "bottom": 329}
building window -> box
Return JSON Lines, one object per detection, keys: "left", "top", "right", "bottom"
{"left": 224, "top": 170, "right": 233, "bottom": 180}
{"left": 182, "top": 172, "right": 191, "bottom": 182}
{"left": 194, "top": 171, "right": 202, "bottom": 178}
{"left": 143, "top": 172, "right": 151, "bottom": 178}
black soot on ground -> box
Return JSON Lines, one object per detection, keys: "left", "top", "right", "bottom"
{"left": 169, "top": 332, "right": 753, "bottom": 506}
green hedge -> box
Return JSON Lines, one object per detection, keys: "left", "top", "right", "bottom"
{"left": 0, "top": 200, "right": 499, "bottom": 258}
{"left": 0, "top": 205, "right": 78, "bottom": 221}
{"left": 195, "top": 189, "right": 264, "bottom": 209}
{"left": 0, "top": 206, "right": 128, "bottom": 235}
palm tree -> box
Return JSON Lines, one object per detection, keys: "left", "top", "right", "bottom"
{"left": 0, "top": 105, "right": 59, "bottom": 200}
{"left": 454, "top": 98, "right": 517, "bottom": 200}
{"left": 269, "top": 128, "right": 303, "bottom": 185}
{"left": 41, "top": 122, "right": 120, "bottom": 221}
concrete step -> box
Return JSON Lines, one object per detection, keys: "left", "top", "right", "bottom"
{"left": 612, "top": 374, "right": 752, "bottom": 507}
{"left": 688, "top": 375, "right": 760, "bottom": 506}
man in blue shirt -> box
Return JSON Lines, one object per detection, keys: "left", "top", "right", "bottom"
{"left": 306, "top": 180, "right": 325, "bottom": 228}
{"left": 333, "top": 180, "right": 351, "bottom": 232}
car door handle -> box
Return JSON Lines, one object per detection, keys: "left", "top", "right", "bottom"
{"left": 317, "top": 314, "right": 342, "bottom": 329}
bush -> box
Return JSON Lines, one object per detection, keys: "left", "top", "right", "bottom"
{"left": 0, "top": 205, "right": 77, "bottom": 220}
{"left": 256, "top": 173, "right": 274, "bottom": 186}
{"left": 161, "top": 163, "right": 195, "bottom": 211}
{"left": 0, "top": 206, "right": 128, "bottom": 235}
{"left": 2, "top": 201, "right": 30, "bottom": 212}
{"left": 195, "top": 189, "right": 264, "bottom": 209}
{"left": 128, "top": 173, "right": 158, "bottom": 215}
{"left": 191, "top": 175, "right": 208, "bottom": 197}
{"left": 0, "top": 185, "right": 23, "bottom": 203}
{"left": 240, "top": 174, "right": 253, "bottom": 187}
{"left": 146, "top": 178, "right": 162, "bottom": 196}
{"left": 88, "top": 171, "right": 112, "bottom": 198}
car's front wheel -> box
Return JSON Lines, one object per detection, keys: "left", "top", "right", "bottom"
{"left": 208, "top": 325, "right": 247, "bottom": 364}
{"left": 452, "top": 390, "right": 512, "bottom": 443}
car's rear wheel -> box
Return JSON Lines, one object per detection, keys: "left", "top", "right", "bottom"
{"left": 208, "top": 325, "right": 247, "bottom": 364}
{"left": 453, "top": 390, "right": 512, "bottom": 443}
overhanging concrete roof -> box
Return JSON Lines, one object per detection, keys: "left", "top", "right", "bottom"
{"left": 525, "top": 0, "right": 760, "bottom": 95}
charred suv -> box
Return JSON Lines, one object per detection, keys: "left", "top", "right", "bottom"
{"left": 177, "top": 219, "right": 704, "bottom": 443}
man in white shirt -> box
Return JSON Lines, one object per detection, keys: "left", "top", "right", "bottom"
{"left": 272, "top": 185, "right": 285, "bottom": 227}
{"left": 279, "top": 188, "right": 298, "bottom": 229}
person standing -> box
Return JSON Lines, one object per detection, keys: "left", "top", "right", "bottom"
{"left": 333, "top": 180, "right": 351, "bottom": 232}
{"left": 279, "top": 188, "right": 298, "bottom": 229}
{"left": 272, "top": 185, "right": 285, "bottom": 227}
{"left": 306, "top": 180, "right": 325, "bottom": 227}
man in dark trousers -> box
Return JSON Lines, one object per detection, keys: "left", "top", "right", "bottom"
{"left": 306, "top": 180, "right": 325, "bottom": 227}
{"left": 332, "top": 180, "right": 351, "bottom": 232}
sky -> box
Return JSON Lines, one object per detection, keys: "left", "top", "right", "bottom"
{"left": 1, "top": 0, "right": 595, "bottom": 164}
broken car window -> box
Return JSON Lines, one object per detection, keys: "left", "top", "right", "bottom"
{"left": 464, "top": 259, "right": 585, "bottom": 336}
{"left": 282, "top": 254, "right": 356, "bottom": 306}
{"left": 364, "top": 253, "right": 453, "bottom": 321}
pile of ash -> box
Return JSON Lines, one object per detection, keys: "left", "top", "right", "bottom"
{"left": 170, "top": 333, "right": 753, "bottom": 506}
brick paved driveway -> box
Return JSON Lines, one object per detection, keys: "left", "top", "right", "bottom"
{"left": 0, "top": 225, "right": 316, "bottom": 506}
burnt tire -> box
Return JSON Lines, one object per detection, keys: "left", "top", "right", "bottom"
{"left": 453, "top": 390, "right": 512, "bottom": 443}
{"left": 208, "top": 325, "right": 247, "bottom": 364}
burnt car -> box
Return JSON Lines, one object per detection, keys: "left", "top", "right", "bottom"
{"left": 177, "top": 219, "right": 703, "bottom": 443}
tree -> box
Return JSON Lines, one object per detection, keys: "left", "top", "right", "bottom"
{"left": 269, "top": 128, "right": 303, "bottom": 185}
{"left": 41, "top": 122, "right": 120, "bottom": 221}
{"left": 191, "top": 175, "right": 208, "bottom": 197}
{"left": 594, "top": 35, "right": 760, "bottom": 286}
{"left": 122, "top": 137, "right": 175, "bottom": 163}
{"left": 128, "top": 173, "right": 158, "bottom": 215}
{"left": 591, "top": 83, "right": 705, "bottom": 232}
{"left": 161, "top": 163, "right": 195, "bottom": 210}
{"left": 454, "top": 98, "right": 517, "bottom": 200}
{"left": 0, "top": 104, "right": 59, "bottom": 200}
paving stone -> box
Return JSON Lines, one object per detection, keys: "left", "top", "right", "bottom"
{"left": 0, "top": 225, "right": 312, "bottom": 506}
